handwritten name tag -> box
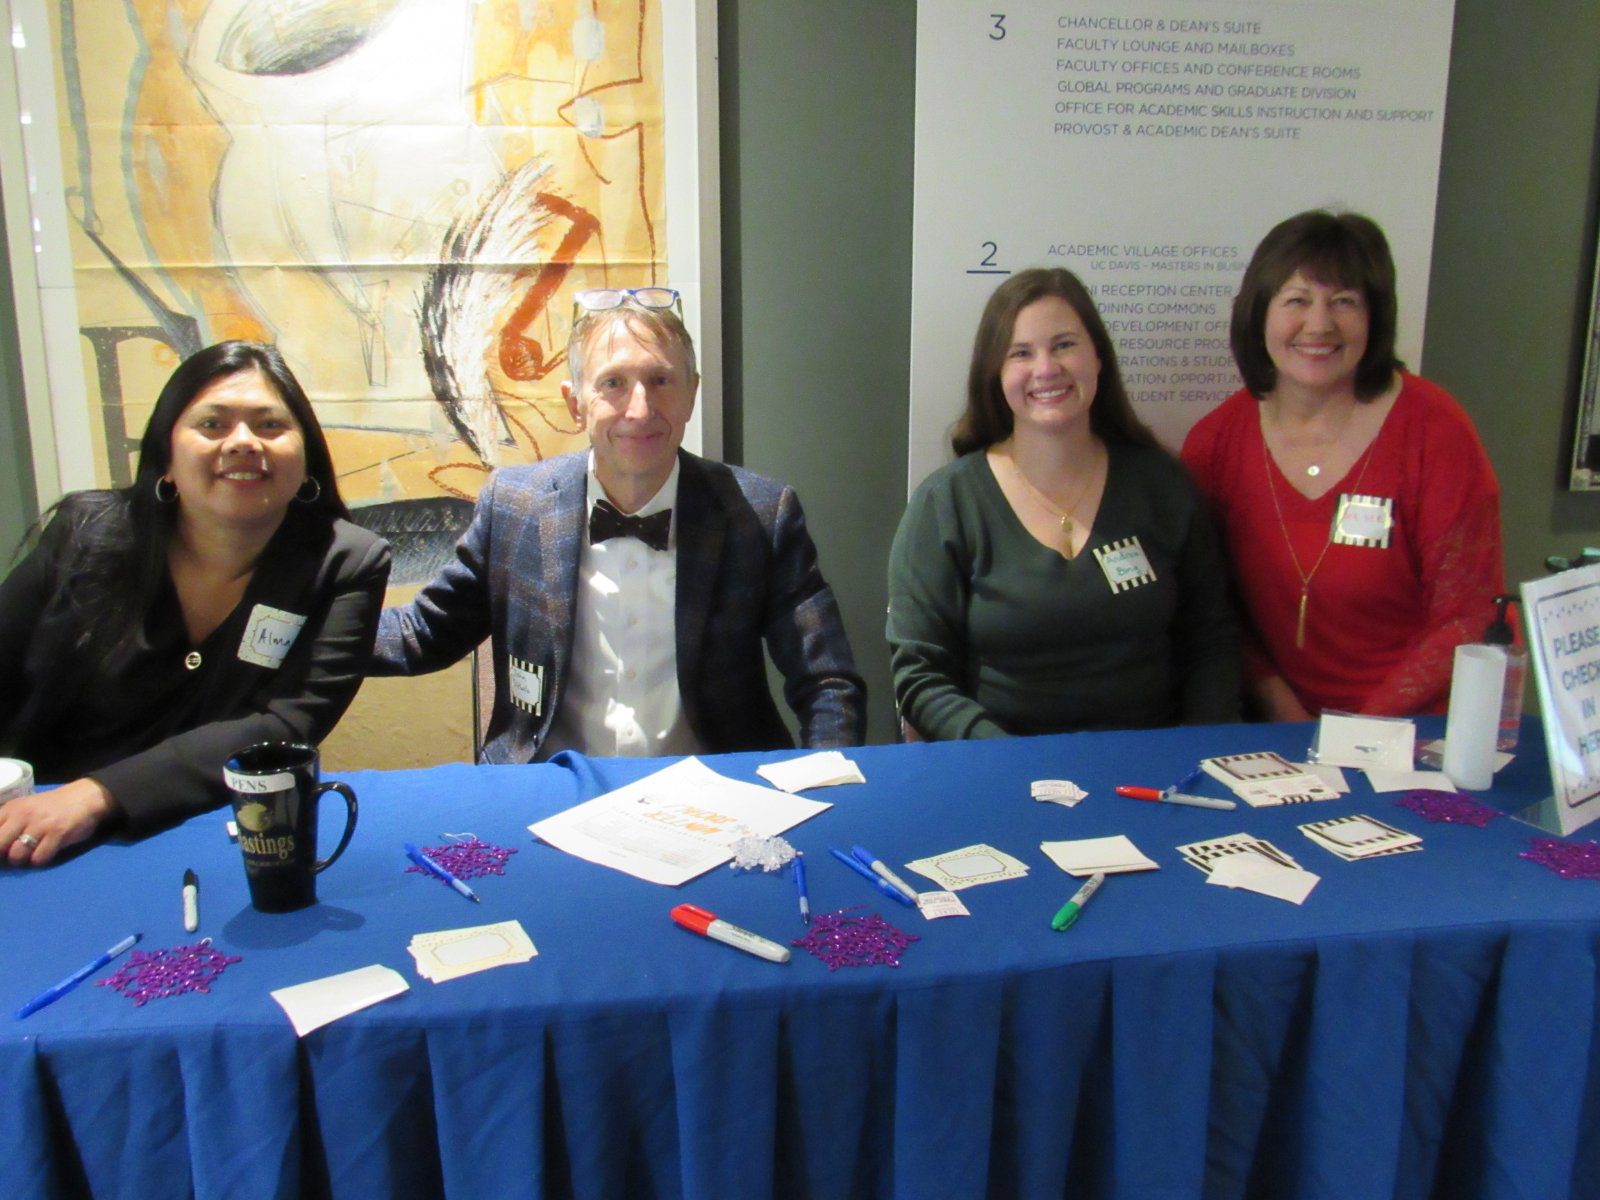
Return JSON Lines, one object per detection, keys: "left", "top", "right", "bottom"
{"left": 508, "top": 657, "right": 544, "bottom": 716}
{"left": 238, "top": 604, "right": 307, "bottom": 669}
{"left": 1332, "top": 494, "right": 1394, "bottom": 548}
{"left": 1093, "top": 536, "right": 1158, "bottom": 593}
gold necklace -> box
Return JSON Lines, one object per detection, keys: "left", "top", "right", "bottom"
{"left": 1262, "top": 425, "right": 1377, "bottom": 648}
{"left": 1004, "top": 442, "right": 1104, "bottom": 550}
{"left": 1266, "top": 399, "right": 1359, "bottom": 478}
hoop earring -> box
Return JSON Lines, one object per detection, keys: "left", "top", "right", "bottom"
{"left": 154, "top": 476, "right": 178, "bottom": 504}
{"left": 294, "top": 477, "right": 322, "bottom": 505}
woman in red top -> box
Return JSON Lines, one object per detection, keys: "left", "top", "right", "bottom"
{"left": 1181, "top": 210, "right": 1504, "bottom": 719}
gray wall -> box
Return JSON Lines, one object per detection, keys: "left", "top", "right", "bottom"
{"left": 1423, "top": 0, "right": 1600, "bottom": 590}
{"left": 724, "top": 0, "right": 1600, "bottom": 740}
{"left": 2, "top": 0, "right": 1596, "bottom": 744}
{"left": 0, "top": 185, "right": 37, "bottom": 558}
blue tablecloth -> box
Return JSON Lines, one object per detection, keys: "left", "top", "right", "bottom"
{"left": 4, "top": 721, "right": 1598, "bottom": 1200}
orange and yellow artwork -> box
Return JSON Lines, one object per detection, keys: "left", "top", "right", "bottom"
{"left": 51, "top": 0, "right": 667, "bottom": 576}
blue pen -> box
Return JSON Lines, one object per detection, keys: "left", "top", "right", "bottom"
{"left": 850, "top": 844, "right": 919, "bottom": 904}
{"left": 16, "top": 933, "right": 141, "bottom": 1019}
{"left": 405, "top": 843, "right": 481, "bottom": 903}
{"left": 792, "top": 852, "right": 811, "bottom": 924}
{"left": 828, "top": 847, "right": 917, "bottom": 908}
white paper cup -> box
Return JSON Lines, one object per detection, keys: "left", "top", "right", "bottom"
{"left": 1444, "top": 644, "right": 1506, "bottom": 791}
{"left": 0, "top": 758, "right": 34, "bottom": 805}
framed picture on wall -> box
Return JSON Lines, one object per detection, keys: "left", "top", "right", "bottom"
{"left": 0, "top": 0, "right": 721, "bottom": 582}
{"left": 1570, "top": 229, "right": 1600, "bottom": 489}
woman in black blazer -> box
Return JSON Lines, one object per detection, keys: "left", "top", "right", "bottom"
{"left": 0, "top": 341, "right": 390, "bottom": 865}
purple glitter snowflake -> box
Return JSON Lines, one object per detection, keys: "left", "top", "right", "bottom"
{"left": 1395, "top": 789, "right": 1501, "bottom": 827}
{"left": 1521, "top": 837, "right": 1600, "bottom": 880}
{"left": 96, "top": 941, "right": 241, "bottom": 1006}
{"left": 793, "top": 908, "right": 920, "bottom": 970}
{"left": 405, "top": 838, "right": 518, "bottom": 882}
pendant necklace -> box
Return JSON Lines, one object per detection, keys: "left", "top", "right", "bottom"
{"left": 1263, "top": 422, "right": 1377, "bottom": 648}
{"left": 1274, "top": 399, "right": 1359, "bottom": 478}
{"left": 1007, "top": 443, "right": 1104, "bottom": 556}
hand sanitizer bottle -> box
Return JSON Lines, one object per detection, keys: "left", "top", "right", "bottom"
{"left": 1485, "top": 595, "right": 1526, "bottom": 751}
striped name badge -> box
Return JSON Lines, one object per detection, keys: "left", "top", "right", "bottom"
{"left": 508, "top": 658, "right": 543, "bottom": 716}
{"left": 1093, "top": 537, "right": 1157, "bottom": 593}
{"left": 1332, "top": 494, "right": 1394, "bottom": 548}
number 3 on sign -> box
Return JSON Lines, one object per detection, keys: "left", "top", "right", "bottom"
{"left": 989, "top": 14, "right": 1006, "bottom": 40}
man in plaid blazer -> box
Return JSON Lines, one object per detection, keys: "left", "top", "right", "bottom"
{"left": 370, "top": 290, "right": 865, "bottom": 760}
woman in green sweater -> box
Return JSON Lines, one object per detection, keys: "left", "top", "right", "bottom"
{"left": 888, "top": 268, "right": 1240, "bottom": 740}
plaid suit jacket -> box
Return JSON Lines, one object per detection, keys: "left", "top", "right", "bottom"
{"left": 372, "top": 451, "right": 866, "bottom": 760}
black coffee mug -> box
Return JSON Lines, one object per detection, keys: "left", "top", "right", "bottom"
{"left": 224, "top": 742, "right": 358, "bottom": 913}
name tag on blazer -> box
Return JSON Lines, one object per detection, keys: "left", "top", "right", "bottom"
{"left": 237, "top": 604, "right": 307, "bottom": 669}
{"left": 508, "top": 657, "right": 544, "bottom": 716}
{"left": 1093, "top": 536, "right": 1158, "bottom": 593}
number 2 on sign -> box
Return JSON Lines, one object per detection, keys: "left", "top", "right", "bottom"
{"left": 989, "top": 14, "right": 1006, "bottom": 40}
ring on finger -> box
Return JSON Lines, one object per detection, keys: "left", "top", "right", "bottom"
{"left": 15, "top": 833, "right": 38, "bottom": 850}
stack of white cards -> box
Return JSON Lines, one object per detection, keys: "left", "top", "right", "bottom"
{"left": 407, "top": 920, "right": 538, "bottom": 983}
{"left": 1201, "top": 752, "right": 1341, "bottom": 807}
{"left": 756, "top": 750, "right": 865, "bottom": 792}
{"left": 1032, "top": 779, "right": 1087, "bottom": 807}
{"left": 905, "top": 844, "right": 1029, "bottom": 891}
{"left": 1178, "top": 833, "right": 1320, "bottom": 904}
{"left": 1298, "top": 815, "right": 1422, "bottom": 861}
{"left": 1040, "top": 835, "right": 1158, "bottom": 876}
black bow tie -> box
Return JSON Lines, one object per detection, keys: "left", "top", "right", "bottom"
{"left": 589, "top": 498, "right": 672, "bottom": 552}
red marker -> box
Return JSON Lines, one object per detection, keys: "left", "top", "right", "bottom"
{"left": 1115, "top": 785, "right": 1163, "bottom": 801}
{"left": 670, "top": 904, "right": 790, "bottom": 963}
{"left": 1116, "top": 785, "right": 1236, "bottom": 810}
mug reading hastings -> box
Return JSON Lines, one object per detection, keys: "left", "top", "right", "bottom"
{"left": 224, "top": 741, "right": 357, "bottom": 912}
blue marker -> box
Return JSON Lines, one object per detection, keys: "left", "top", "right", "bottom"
{"left": 405, "top": 843, "right": 480, "bottom": 903}
{"left": 792, "top": 852, "right": 811, "bottom": 925}
{"left": 828, "top": 847, "right": 917, "bottom": 908}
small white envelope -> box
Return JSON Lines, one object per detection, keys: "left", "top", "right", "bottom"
{"left": 1312, "top": 712, "right": 1416, "bottom": 772}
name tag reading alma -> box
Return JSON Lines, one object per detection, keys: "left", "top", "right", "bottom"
{"left": 238, "top": 604, "right": 308, "bottom": 669}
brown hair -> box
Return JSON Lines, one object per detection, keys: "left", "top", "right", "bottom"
{"left": 951, "top": 267, "right": 1156, "bottom": 457}
{"left": 1230, "top": 210, "right": 1403, "bottom": 400}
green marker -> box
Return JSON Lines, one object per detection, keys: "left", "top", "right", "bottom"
{"left": 1051, "top": 871, "right": 1106, "bottom": 931}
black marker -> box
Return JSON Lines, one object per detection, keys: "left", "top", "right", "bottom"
{"left": 182, "top": 869, "right": 199, "bottom": 933}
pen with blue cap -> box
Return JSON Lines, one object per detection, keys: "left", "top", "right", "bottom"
{"left": 405, "top": 843, "right": 480, "bottom": 903}
{"left": 16, "top": 933, "right": 141, "bottom": 1019}
{"left": 1163, "top": 769, "right": 1204, "bottom": 799}
{"left": 792, "top": 852, "right": 811, "bottom": 924}
{"left": 850, "top": 844, "right": 920, "bottom": 904}
{"left": 828, "top": 847, "right": 917, "bottom": 908}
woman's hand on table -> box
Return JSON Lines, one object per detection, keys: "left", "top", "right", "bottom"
{"left": 0, "top": 778, "right": 116, "bottom": 866}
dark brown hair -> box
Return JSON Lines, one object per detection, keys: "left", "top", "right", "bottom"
{"left": 951, "top": 267, "right": 1156, "bottom": 457}
{"left": 43, "top": 341, "right": 346, "bottom": 669}
{"left": 1230, "top": 210, "right": 1404, "bottom": 400}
